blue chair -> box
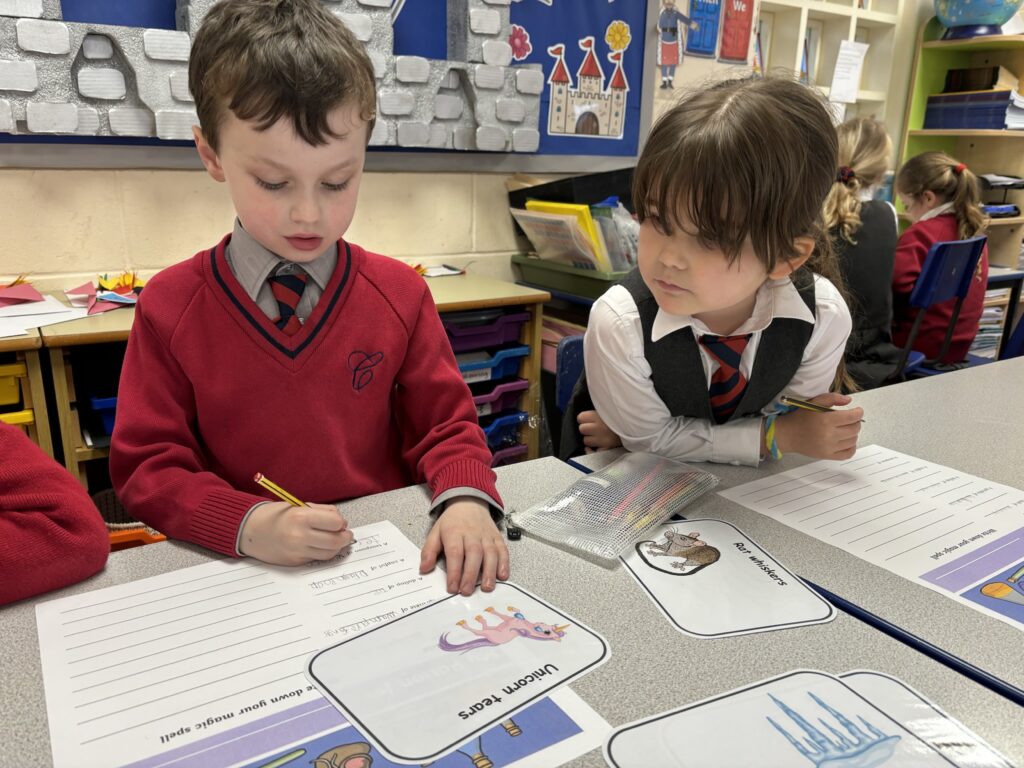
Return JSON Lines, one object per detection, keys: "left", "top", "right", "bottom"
{"left": 554, "top": 335, "right": 584, "bottom": 413}
{"left": 999, "top": 316, "right": 1024, "bottom": 360}
{"left": 892, "top": 236, "right": 991, "bottom": 379}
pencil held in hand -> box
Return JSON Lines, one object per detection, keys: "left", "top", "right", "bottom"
{"left": 254, "top": 472, "right": 306, "bottom": 506}
{"left": 781, "top": 396, "right": 866, "bottom": 422}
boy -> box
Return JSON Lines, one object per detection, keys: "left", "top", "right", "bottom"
{"left": 110, "top": 0, "right": 508, "bottom": 596}
{"left": 1, "top": 423, "right": 109, "bottom": 605}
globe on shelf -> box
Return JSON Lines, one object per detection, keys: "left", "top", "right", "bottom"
{"left": 934, "top": 0, "right": 1024, "bottom": 39}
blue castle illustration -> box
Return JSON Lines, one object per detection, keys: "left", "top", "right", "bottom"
{"left": 766, "top": 692, "right": 902, "bottom": 767}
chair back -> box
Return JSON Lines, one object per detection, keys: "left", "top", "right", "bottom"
{"left": 555, "top": 335, "right": 584, "bottom": 413}
{"left": 893, "top": 236, "right": 987, "bottom": 377}
{"left": 1000, "top": 316, "right": 1024, "bottom": 360}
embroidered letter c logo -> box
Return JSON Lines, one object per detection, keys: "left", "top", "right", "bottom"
{"left": 348, "top": 351, "right": 384, "bottom": 391}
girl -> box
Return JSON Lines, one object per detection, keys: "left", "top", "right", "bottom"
{"left": 823, "top": 117, "right": 902, "bottom": 390}
{"left": 568, "top": 76, "right": 862, "bottom": 466}
{"left": 893, "top": 151, "right": 989, "bottom": 365}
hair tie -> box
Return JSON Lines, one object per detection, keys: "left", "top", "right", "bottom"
{"left": 837, "top": 166, "right": 856, "bottom": 184}
{"left": 953, "top": 162, "right": 966, "bottom": 175}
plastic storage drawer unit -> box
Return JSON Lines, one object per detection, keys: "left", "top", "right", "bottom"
{"left": 443, "top": 310, "right": 530, "bottom": 353}
{"left": 471, "top": 379, "right": 529, "bottom": 417}
{"left": 457, "top": 345, "right": 529, "bottom": 384}
{"left": 89, "top": 396, "right": 118, "bottom": 435}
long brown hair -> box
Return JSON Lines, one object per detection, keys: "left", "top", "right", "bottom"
{"left": 895, "top": 151, "right": 988, "bottom": 239}
{"left": 823, "top": 117, "right": 892, "bottom": 242}
{"left": 633, "top": 75, "right": 851, "bottom": 389}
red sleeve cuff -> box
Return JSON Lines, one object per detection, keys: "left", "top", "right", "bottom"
{"left": 430, "top": 459, "right": 503, "bottom": 510}
{"left": 189, "top": 488, "right": 268, "bottom": 556}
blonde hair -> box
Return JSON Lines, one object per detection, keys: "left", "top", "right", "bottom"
{"left": 823, "top": 118, "right": 892, "bottom": 243}
{"left": 895, "top": 151, "right": 988, "bottom": 239}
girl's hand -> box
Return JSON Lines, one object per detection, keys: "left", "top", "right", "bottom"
{"left": 577, "top": 410, "right": 623, "bottom": 452}
{"left": 774, "top": 393, "right": 863, "bottom": 461}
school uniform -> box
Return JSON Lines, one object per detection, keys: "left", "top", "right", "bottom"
{"left": 833, "top": 198, "right": 902, "bottom": 390}
{"left": 892, "top": 203, "right": 989, "bottom": 364}
{"left": 0, "top": 424, "right": 109, "bottom": 605}
{"left": 574, "top": 269, "right": 851, "bottom": 466}
{"left": 110, "top": 222, "right": 501, "bottom": 557}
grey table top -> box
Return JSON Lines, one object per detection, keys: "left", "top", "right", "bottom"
{"left": 2, "top": 454, "right": 1023, "bottom": 767}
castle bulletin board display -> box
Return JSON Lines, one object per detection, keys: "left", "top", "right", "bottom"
{"left": 0, "top": 0, "right": 649, "bottom": 158}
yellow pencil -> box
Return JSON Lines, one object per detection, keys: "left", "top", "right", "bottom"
{"left": 781, "top": 396, "right": 866, "bottom": 422}
{"left": 253, "top": 472, "right": 306, "bottom": 506}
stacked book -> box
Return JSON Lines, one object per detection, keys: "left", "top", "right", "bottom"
{"left": 923, "top": 65, "right": 1022, "bottom": 131}
{"left": 970, "top": 288, "right": 1008, "bottom": 359}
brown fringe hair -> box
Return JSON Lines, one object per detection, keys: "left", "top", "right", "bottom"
{"left": 823, "top": 117, "right": 892, "bottom": 243}
{"left": 895, "top": 151, "right": 988, "bottom": 239}
{"left": 633, "top": 75, "right": 852, "bottom": 390}
{"left": 188, "top": 0, "right": 377, "bottom": 151}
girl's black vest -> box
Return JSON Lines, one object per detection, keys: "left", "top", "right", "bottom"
{"left": 560, "top": 269, "right": 817, "bottom": 459}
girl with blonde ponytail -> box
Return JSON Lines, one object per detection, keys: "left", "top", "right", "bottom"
{"left": 824, "top": 118, "right": 901, "bottom": 390}
{"left": 893, "top": 151, "right": 990, "bottom": 364}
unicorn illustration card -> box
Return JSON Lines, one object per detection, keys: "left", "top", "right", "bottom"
{"left": 621, "top": 518, "right": 836, "bottom": 637}
{"left": 306, "top": 582, "right": 609, "bottom": 765}
{"left": 605, "top": 670, "right": 953, "bottom": 767}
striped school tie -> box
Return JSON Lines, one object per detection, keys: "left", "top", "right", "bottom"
{"left": 268, "top": 266, "right": 308, "bottom": 335}
{"left": 699, "top": 333, "right": 752, "bottom": 424}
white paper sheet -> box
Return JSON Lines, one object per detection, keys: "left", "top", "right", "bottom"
{"left": 621, "top": 518, "right": 835, "bottom": 637}
{"left": 605, "top": 670, "right": 1010, "bottom": 767}
{"left": 829, "top": 40, "right": 869, "bottom": 103}
{"left": 307, "top": 582, "right": 610, "bottom": 764}
{"left": 840, "top": 672, "right": 1012, "bottom": 768}
{"left": 719, "top": 445, "right": 1024, "bottom": 633}
{"left": 35, "top": 521, "right": 447, "bottom": 768}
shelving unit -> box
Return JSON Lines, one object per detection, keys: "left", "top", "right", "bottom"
{"left": 899, "top": 19, "right": 1024, "bottom": 270}
{"left": 757, "top": 0, "right": 905, "bottom": 123}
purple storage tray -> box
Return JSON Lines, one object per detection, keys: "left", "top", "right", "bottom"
{"left": 473, "top": 379, "right": 529, "bottom": 417}
{"left": 444, "top": 311, "right": 530, "bottom": 352}
{"left": 490, "top": 444, "right": 528, "bottom": 467}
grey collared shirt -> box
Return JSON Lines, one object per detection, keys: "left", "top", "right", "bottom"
{"left": 225, "top": 219, "right": 337, "bottom": 323}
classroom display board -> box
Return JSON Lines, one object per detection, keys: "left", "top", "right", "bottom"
{"left": 0, "top": 0, "right": 650, "bottom": 159}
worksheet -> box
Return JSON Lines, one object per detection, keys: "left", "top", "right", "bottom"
{"left": 36, "top": 522, "right": 445, "bottom": 768}
{"left": 604, "top": 670, "right": 1010, "bottom": 767}
{"left": 719, "top": 446, "right": 1024, "bottom": 631}
{"left": 307, "top": 582, "right": 610, "bottom": 764}
{"left": 237, "top": 687, "right": 610, "bottom": 768}
{"left": 620, "top": 519, "right": 835, "bottom": 637}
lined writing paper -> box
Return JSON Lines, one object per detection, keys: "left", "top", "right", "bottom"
{"left": 720, "top": 446, "right": 1024, "bottom": 632}
{"left": 36, "top": 521, "right": 446, "bottom": 768}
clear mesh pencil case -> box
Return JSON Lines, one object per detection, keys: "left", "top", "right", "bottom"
{"left": 510, "top": 452, "right": 719, "bottom": 561}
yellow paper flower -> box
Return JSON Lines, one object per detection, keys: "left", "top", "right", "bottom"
{"left": 98, "top": 271, "right": 146, "bottom": 293}
{"left": 606, "top": 20, "right": 631, "bottom": 52}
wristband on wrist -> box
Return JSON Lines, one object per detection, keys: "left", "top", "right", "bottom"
{"left": 764, "top": 412, "right": 782, "bottom": 460}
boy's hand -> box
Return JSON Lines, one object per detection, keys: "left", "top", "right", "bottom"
{"left": 420, "top": 498, "right": 509, "bottom": 596}
{"left": 577, "top": 410, "right": 623, "bottom": 452}
{"left": 239, "top": 501, "right": 353, "bottom": 566}
{"left": 774, "top": 393, "right": 863, "bottom": 461}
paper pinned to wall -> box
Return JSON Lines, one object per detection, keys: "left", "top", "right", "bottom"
{"left": 829, "top": 40, "right": 869, "bottom": 104}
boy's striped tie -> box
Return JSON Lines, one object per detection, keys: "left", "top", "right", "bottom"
{"left": 268, "top": 266, "right": 308, "bottom": 335}
{"left": 699, "top": 333, "right": 752, "bottom": 424}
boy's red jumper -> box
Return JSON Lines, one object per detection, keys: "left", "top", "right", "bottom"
{"left": 892, "top": 213, "right": 988, "bottom": 363}
{"left": 1, "top": 424, "right": 109, "bottom": 605}
{"left": 110, "top": 236, "right": 500, "bottom": 556}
